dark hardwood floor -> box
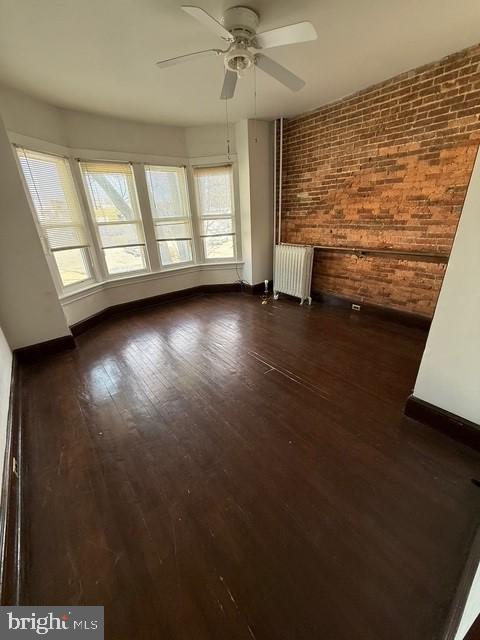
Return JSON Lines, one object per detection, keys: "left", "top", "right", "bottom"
{"left": 19, "top": 293, "right": 480, "bottom": 639}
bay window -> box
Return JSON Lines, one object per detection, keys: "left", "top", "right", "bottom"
{"left": 16, "top": 145, "right": 240, "bottom": 297}
{"left": 80, "top": 162, "right": 147, "bottom": 276}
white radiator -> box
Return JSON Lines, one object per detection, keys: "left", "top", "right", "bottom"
{"left": 273, "top": 244, "right": 314, "bottom": 305}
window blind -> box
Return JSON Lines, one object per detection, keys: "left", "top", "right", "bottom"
{"left": 17, "top": 147, "right": 94, "bottom": 288}
{"left": 193, "top": 165, "right": 235, "bottom": 260}
{"left": 80, "top": 161, "right": 147, "bottom": 275}
{"left": 144, "top": 165, "right": 193, "bottom": 266}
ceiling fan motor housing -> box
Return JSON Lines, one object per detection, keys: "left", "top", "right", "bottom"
{"left": 222, "top": 7, "right": 259, "bottom": 74}
{"left": 221, "top": 6, "right": 259, "bottom": 39}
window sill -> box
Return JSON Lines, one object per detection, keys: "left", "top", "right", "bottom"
{"left": 59, "top": 261, "right": 244, "bottom": 304}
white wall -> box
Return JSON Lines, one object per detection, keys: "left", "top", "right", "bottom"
{"left": 249, "top": 120, "right": 274, "bottom": 285}
{"left": 0, "top": 84, "right": 66, "bottom": 146}
{"left": 235, "top": 120, "right": 254, "bottom": 284}
{"left": 62, "top": 109, "right": 186, "bottom": 157}
{"left": 413, "top": 149, "right": 480, "bottom": 640}
{"left": 413, "top": 149, "right": 480, "bottom": 425}
{"left": 0, "top": 84, "right": 187, "bottom": 157}
{"left": 62, "top": 265, "right": 243, "bottom": 326}
{"left": 0, "top": 114, "right": 70, "bottom": 349}
{"left": 0, "top": 325, "right": 12, "bottom": 483}
{"left": 185, "top": 124, "right": 235, "bottom": 159}
{"left": 235, "top": 119, "right": 273, "bottom": 285}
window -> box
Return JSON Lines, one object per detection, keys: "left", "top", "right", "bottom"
{"left": 144, "top": 165, "right": 193, "bottom": 267}
{"left": 80, "top": 162, "right": 147, "bottom": 275}
{"left": 193, "top": 165, "right": 236, "bottom": 261}
{"left": 16, "top": 147, "right": 94, "bottom": 290}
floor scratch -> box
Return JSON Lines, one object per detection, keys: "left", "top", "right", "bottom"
{"left": 248, "top": 351, "right": 330, "bottom": 398}
{"left": 56, "top": 448, "right": 65, "bottom": 476}
{"left": 219, "top": 575, "right": 240, "bottom": 611}
{"left": 172, "top": 516, "right": 180, "bottom": 588}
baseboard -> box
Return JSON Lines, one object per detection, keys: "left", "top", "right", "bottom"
{"left": 70, "top": 283, "right": 246, "bottom": 336}
{"left": 405, "top": 395, "right": 480, "bottom": 452}
{"left": 0, "top": 354, "right": 22, "bottom": 604}
{"left": 312, "top": 290, "right": 431, "bottom": 330}
{"left": 14, "top": 334, "right": 76, "bottom": 363}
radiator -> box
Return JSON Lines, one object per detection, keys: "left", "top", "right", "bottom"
{"left": 273, "top": 244, "right": 314, "bottom": 305}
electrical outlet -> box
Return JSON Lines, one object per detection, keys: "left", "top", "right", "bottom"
{"left": 352, "top": 303, "right": 361, "bottom": 311}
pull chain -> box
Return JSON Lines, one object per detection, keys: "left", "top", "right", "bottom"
{"left": 224, "top": 83, "right": 231, "bottom": 161}
{"left": 253, "top": 64, "right": 258, "bottom": 144}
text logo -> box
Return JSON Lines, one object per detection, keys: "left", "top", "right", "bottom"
{"left": 0, "top": 607, "right": 103, "bottom": 638}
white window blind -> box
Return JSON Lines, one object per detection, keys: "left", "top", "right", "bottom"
{"left": 80, "top": 162, "right": 147, "bottom": 275}
{"left": 16, "top": 147, "right": 94, "bottom": 289}
{"left": 144, "top": 165, "right": 193, "bottom": 267}
{"left": 193, "top": 165, "right": 236, "bottom": 260}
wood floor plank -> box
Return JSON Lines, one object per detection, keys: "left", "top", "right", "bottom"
{"left": 20, "top": 294, "right": 480, "bottom": 639}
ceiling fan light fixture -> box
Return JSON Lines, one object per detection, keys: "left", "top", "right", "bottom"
{"left": 224, "top": 46, "right": 254, "bottom": 74}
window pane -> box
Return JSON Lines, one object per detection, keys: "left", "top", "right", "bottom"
{"left": 81, "top": 163, "right": 140, "bottom": 222}
{"left": 158, "top": 240, "right": 192, "bottom": 265}
{"left": 155, "top": 222, "right": 191, "bottom": 240}
{"left": 45, "top": 226, "right": 85, "bottom": 249}
{"left": 53, "top": 248, "right": 91, "bottom": 287}
{"left": 103, "top": 246, "right": 146, "bottom": 274}
{"left": 18, "top": 151, "right": 84, "bottom": 231}
{"left": 145, "top": 166, "right": 186, "bottom": 219}
{"left": 98, "top": 223, "right": 141, "bottom": 248}
{"left": 203, "top": 235, "right": 234, "bottom": 260}
{"left": 195, "top": 166, "right": 232, "bottom": 215}
{"left": 201, "top": 218, "right": 233, "bottom": 235}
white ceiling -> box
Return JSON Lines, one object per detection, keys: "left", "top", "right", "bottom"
{"left": 0, "top": 0, "right": 479, "bottom": 127}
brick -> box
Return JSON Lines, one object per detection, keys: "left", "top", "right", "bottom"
{"left": 279, "top": 43, "right": 480, "bottom": 318}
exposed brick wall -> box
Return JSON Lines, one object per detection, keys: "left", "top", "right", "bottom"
{"left": 281, "top": 44, "right": 480, "bottom": 317}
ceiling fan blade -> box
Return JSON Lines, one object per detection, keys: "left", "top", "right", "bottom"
{"left": 255, "top": 21, "right": 317, "bottom": 50}
{"left": 156, "top": 48, "right": 222, "bottom": 68}
{"left": 220, "top": 70, "right": 237, "bottom": 100}
{"left": 182, "top": 6, "right": 234, "bottom": 42}
{"left": 255, "top": 54, "right": 305, "bottom": 92}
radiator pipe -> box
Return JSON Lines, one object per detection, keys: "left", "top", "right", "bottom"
{"left": 273, "top": 119, "right": 277, "bottom": 249}
{"left": 278, "top": 117, "right": 284, "bottom": 245}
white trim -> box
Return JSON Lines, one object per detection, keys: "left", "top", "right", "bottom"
{"left": 72, "top": 148, "right": 186, "bottom": 166}
{"left": 59, "top": 261, "right": 244, "bottom": 303}
{"left": 7, "top": 131, "right": 187, "bottom": 166}
{"left": 187, "top": 153, "right": 237, "bottom": 166}
{"left": 9, "top": 132, "right": 69, "bottom": 158}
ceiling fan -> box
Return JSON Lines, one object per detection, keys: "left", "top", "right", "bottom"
{"left": 156, "top": 5, "right": 317, "bottom": 99}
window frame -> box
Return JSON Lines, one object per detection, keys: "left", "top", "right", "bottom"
{"left": 191, "top": 163, "right": 239, "bottom": 264}
{"left": 79, "top": 159, "right": 150, "bottom": 279}
{"left": 15, "top": 146, "right": 98, "bottom": 295}
{"left": 144, "top": 164, "right": 196, "bottom": 270}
